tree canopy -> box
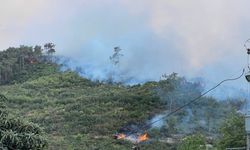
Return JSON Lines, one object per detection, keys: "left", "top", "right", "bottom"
{"left": 0, "top": 44, "right": 58, "bottom": 85}
{"left": 217, "top": 111, "right": 246, "bottom": 149}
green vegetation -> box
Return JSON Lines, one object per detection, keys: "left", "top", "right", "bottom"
{"left": 177, "top": 134, "right": 206, "bottom": 150}
{"left": 0, "top": 45, "right": 58, "bottom": 85}
{"left": 0, "top": 94, "right": 47, "bottom": 149}
{"left": 217, "top": 111, "right": 246, "bottom": 149}
{"left": 1, "top": 72, "right": 166, "bottom": 149}
{"left": 0, "top": 45, "right": 246, "bottom": 149}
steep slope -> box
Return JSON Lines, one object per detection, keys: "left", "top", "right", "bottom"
{"left": 0, "top": 45, "right": 244, "bottom": 150}
{"left": 0, "top": 72, "right": 169, "bottom": 149}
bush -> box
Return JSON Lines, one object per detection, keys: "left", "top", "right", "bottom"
{"left": 0, "top": 94, "right": 48, "bottom": 149}
{"left": 177, "top": 134, "right": 206, "bottom": 150}
{"left": 216, "top": 111, "right": 246, "bottom": 150}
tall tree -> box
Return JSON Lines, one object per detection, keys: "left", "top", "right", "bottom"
{"left": 44, "top": 43, "right": 55, "bottom": 55}
{"left": 109, "top": 47, "right": 123, "bottom": 66}
{"left": 107, "top": 47, "right": 124, "bottom": 83}
{"left": 44, "top": 43, "right": 56, "bottom": 62}
{"left": 34, "top": 45, "right": 42, "bottom": 56}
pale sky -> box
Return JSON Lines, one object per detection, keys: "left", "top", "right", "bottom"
{"left": 1, "top": 0, "right": 250, "bottom": 98}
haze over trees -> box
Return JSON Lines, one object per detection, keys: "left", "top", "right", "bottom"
{"left": 110, "top": 47, "right": 123, "bottom": 66}
{"left": 0, "top": 44, "right": 246, "bottom": 149}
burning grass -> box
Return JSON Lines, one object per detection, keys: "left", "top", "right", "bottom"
{"left": 114, "top": 132, "right": 149, "bottom": 144}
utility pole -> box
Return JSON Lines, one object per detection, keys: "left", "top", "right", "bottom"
{"left": 244, "top": 39, "right": 250, "bottom": 150}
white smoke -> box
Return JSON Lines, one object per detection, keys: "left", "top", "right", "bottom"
{"left": 1, "top": 0, "right": 250, "bottom": 98}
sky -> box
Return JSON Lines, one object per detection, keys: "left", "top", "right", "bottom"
{"left": 1, "top": 0, "right": 250, "bottom": 99}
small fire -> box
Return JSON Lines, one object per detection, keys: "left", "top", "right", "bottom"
{"left": 117, "top": 133, "right": 126, "bottom": 139}
{"left": 138, "top": 133, "right": 149, "bottom": 142}
{"left": 114, "top": 132, "right": 149, "bottom": 143}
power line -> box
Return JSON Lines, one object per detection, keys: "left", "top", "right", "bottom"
{"left": 101, "top": 68, "right": 245, "bottom": 149}
{"left": 144, "top": 69, "right": 245, "bottom": 130}
{"left": 0, "top": 69, "right": 245, "bottom": 149}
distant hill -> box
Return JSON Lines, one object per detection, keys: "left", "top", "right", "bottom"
{"left": 0, "top": 45, "right": 245, "bottom": 149}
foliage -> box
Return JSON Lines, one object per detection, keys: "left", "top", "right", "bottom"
{"left": 154, "top": 73, "right": 241, "bottom": 136}
{"left": 0, "top": 94, "right": 47, "bottom": 149}
{"left": 0, "top": 71, "right": 166, "bottom": 149}
{"left": 216, "top": 111, "right": 246, "bottom": 150}
{"left": 110, "top": 47, "right": 123, "bottom": 65}
{"left": 0, "top": 44, "right": 58, "bottom": 85}
{"left": 177, "top": 134, "right": 206, "bottom": 150}
{"left": 0, "top": 45, "right": 245, "bottom": 149}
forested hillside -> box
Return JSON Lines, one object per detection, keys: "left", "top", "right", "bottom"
{"left": 0, "top": 45, "right": 246, "bottom": 149}
{"left": 0, "top": 44, "right": 58, "bottom": 84}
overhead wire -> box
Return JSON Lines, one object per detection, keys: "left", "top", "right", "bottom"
{"left": 0, "top": 54, "right": 246, "bottom": 150}
{"left": 143, "top": 41, "right": 249, "bottom": 137}
{"left": 140, "top": 68, "right": 245, "bottom": 131}
{"left": 0, "top": 71, "right": 245, "bottom": 150}
{"left": 101, "top": 68, "right": 245, "bottom": 149}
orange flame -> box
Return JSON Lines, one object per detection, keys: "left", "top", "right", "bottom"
{"left": 138, "top": 133, "right": 149, "bottom": 142}
{"left": 115, "top": 133, "right": 149, "bottom": 143}
{"left": 117, "top": 133, "right": 126, "bottom": 139}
